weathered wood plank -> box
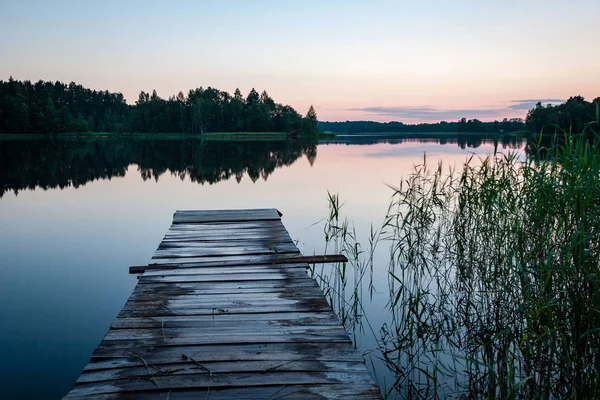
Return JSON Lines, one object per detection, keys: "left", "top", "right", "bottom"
{"left": 167, "top": 221, "right": 286, "bottom": 232}
{"left": 102, "top": 325, "right": 348, "bottom": 342}
{"left": 164, "top": 225, "right": 290, "bottom": 235}
{"left": 130, "top": 257, "right": 345, "bottom": 274}
{"left": 98, "top": 332, "right": 352, "bottom": 347}
{"left": 64, "top": 384, "right": 381, "bottom": 400}
{"left": 110, "top": 313, "right": 340, "bottom": 329}
{"left": 275, "top": 254, "right": 349, "bottom": 264}
{"left": 173, "top": 208, "right": 281, "bottom": 224}
{"left": 117, "top": 302, "right": 332, "bottom": 318}
{"left": 77, "top": 360, "right": 368, "bottom": 384}
{"left": 122, "top": 295, "right": 329, "bottom": 310}
{"left": 161, "top": 234, "right": 292, "bottom": 244}
{"left": 147, "top": 254, "right": 283, "bottom": 266}
{"left": 142, "top": 266, "right": 308, "bottom": 277}
{"left": 128, "top": 288, "right": 325, "bottom": 303}
{"left": 152, "top": 247, "right": 299, "bottom": 259}
{"left": 130, "top": 280, "right": 320, "bottom": 295}
{"left": 89, "top": 342, "right": 364, "bottom": 365}
{"left": 131, "top": 258, "right": 295, "bottom": 273}
{"left": 138, "top": 264, "right": 307, "bottom": 277}
{"left": 131, "top": 261, "right": 309, "bottom": 274}
{"left": 137, "top": 270, "right": 311, "bottom": 284}
{"left": 67, "top": 371, "right": 374, "bottom": 396}
{"left": 157, "top": 240, "right": 297, "bottom": 250}
{"left": 127, "top": 293, "right": 324, "bottom": 306}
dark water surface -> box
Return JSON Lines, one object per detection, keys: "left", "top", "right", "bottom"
{"left": 0, "top": 134, "right": 524, "bottom": 399}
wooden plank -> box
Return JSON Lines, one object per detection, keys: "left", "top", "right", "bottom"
{"left": 66, "top": 371, "right": 374, "bottom": 396}
{"left": 117, "top": 303, "right": 332, "bottom": 318}
{"left": 64, "top": 384, "right": 381, "bottom": 399}
{"left": 137, "top": 270, "right": 310, "bottom": 284}
{"left": 152, "top": 249, "right": 299, "bottom": 259}
{"left": 131, "top": 257, "right": 294, "bottom": 273}
{"left": 89, "top": 342, "right": 364, "bottom": 365}
{"left": 76, "top": 360, "right": 368, "bottom": 384}
{"left": 121, "top": 301, "right": 330, "bottom": 313}
{"left": 151, "top": 247, "right": 300, "bottom": 259}
{"left": 131, "top": 281, "right": 320, "bottom": 295}
{"left": 130, "top": 280, "right": 320, "bottom": 295}
{"left": 164, "top": 224, "right": 290, "bottom": 234}
{"left": 122, "top": 295, "right": 329, "bottom": 310}
{"left": 147, "top": 254, "right": 283, "bottom": 266}
{"left": 137, "top": 264, "right": 308, "bottom": 277}
{"left": 127, "top": 292, "right": 324, "bottom": 306}
{"left": 151, "top": 249, "right": 296, "bottom": 258}
{"left": 110, "top": 313, "right": 341, "bottom": 329}
{"left": 102, "top": 325, "right": 348, "bottom": 342}
{"left": 98, "top": 332, "right": 352, "bottom": 347}
{"left": 122, "top": 293, "right": 326, "bottom": 306}
{"left": 130, "top": 261, "right": 309, "bottom": 274}
{"left": 173, "top": 208, "right": 281, "bottom": 224}
{"left": 129, "top": 286, "right": 324, "bottom": 300}
{"left": 161, "top": 231, "right": 294, "bottom": 242}
{"left": 275, "top": 254, "right": 349, "bottom": 264}
{"left": 165, "top": 223, "right": 290, "bottom": 232}
{"left": 129, "top": 257, "right": 345, "bottom": 274}
{"left": 167, "top": 221, "right": 286, "bottom": 232}
{"left": 157, "top": 239, "right": 297, "bottom": 249}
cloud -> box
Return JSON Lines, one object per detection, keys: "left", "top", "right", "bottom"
{"left": 508, "top": 98, "right": 565, "bottom": 110}
{"left": 347, "top": 98, "right": 567, "bottom": 122}
{"left": 347, "top": 106, "right": 507, "bottom": 121}
{"left": 512, "top": 98, "right": 565, "bottom": 103}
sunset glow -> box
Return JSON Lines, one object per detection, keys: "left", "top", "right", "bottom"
{"left": 1, "top": 0, "right": 599, "bottom": 122}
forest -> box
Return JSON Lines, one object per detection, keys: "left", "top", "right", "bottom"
{"left": 2, "top": 77, "right": 597, "bottom": 137}
{"left": 318, "top": 118, "right": 527, "bottom": 134}
{"left": 526, "top": 96, "right": 600, "bottom": 134}
{"left": 0, "top": 77, "right": 318, "bottom": 135}
{"left": 320, "top": 97, "right": 600, "bottom": 135}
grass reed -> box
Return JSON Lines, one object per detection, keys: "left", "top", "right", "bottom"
{"left": 315, "top": 127, "right": 600, "bottom": 399}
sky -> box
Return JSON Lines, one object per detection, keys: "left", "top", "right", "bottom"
{"left": 1, "top": 0, "right": 599, "bottom": 123}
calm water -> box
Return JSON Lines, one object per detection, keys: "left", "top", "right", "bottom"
{"left": 0, "top": 134, "right": 525, "bottom": 399}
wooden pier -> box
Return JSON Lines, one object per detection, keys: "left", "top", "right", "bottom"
{"left": 64, "top": 209, "right": 381, "bottom": 399}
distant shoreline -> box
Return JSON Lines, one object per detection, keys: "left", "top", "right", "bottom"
{"left": 324, "top": 131, "right": 525, "bottom": 136}
{"left": 0, "top": 131, "right": 337, "bottom": 141}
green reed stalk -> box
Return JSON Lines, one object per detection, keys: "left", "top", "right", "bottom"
{"left": 318, "top": 129, "right": 600, "bottom": 399}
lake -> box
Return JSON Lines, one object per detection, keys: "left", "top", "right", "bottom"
{"left": 0, "top": 134, "right": 526, "bottom": 399}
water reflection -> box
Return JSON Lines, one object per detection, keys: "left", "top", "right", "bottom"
{"left": 0, "top": 134, "right": 526, "bottom": 198}
{"left": 0, "top": 137, "right": 318, "bottom": 198}
{"left": 320, "top": 133, "right": 524, "bottom": 150}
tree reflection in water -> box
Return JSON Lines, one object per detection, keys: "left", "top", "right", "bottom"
{"left": 0, "top": 136, "right": 318, "bottom": 198}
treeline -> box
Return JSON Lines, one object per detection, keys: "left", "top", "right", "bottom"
{"left": 319, "top": 96, "right": 600, "bottom": 135}
{"left": 318, "top": 118, "right": 526, "bottom": 134}
{"left": 320, "top": 133, "right": 525, "bottom": 150}
{"left": 0, "top": 77, "right": 318, "bottom": 135}
{"left": 526, "top": 96, "right": 600, "bottom": 134}
{"left": 0, "top": 137, "right": 317, "bottom": 197}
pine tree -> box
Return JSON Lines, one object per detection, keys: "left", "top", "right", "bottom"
{"left": 301, "top": 105, "right": 318, "bottom": 136}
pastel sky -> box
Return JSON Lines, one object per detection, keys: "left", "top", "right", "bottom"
{"left": 1, "top": 0, "right": 599, "bottom": 123}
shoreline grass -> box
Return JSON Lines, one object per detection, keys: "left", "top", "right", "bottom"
{"left": 317, "top": 129, "right": 600, "bottom": 399}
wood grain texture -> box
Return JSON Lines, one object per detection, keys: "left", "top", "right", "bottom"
{"left": 173, "top": 208, "right": 281, "bottom": 224}
{"left": 62, "top": 209, "right": 381, "bottom": 399}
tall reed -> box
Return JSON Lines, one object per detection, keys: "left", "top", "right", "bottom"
{"left": 317, "top": 129, "right": 600, "bottom": 399}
